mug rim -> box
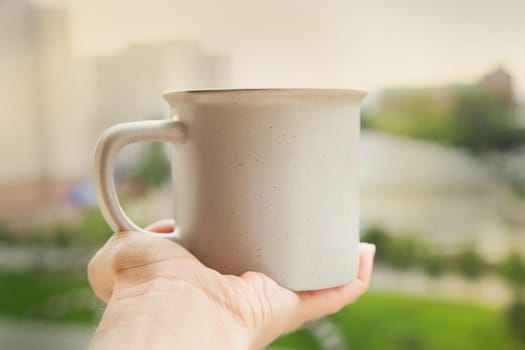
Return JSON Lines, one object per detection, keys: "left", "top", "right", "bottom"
{"left": 162, "top": 88, "right": 367, "bottom": 104}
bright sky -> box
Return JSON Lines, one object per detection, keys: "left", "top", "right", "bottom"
{"left": 35, "top": 0, "right": 525, "bottom": 101}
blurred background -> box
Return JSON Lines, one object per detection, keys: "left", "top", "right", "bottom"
{"left": 1, "top": 0, "right": 525, "bottom": 349}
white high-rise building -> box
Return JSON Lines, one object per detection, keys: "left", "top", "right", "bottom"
{"left": 1, "top": 0, "right": 43, "bottom": 183}
{"left": 1, "top": 0, "right": 232, "bottom": 184}
{"left": 90, "top": 41, "right": 231, "bottom": 171}
{"left": 92, "top": 41, "right": 231, "bottom": 135}
{"left": 0, "top": 0, "right": 231, "bottom": 226}
{"left": 0, "top": 0, "right": 89, "bottom": 182}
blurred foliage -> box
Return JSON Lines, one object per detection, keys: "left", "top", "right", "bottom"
{"left": 454, "top": 247, "right": 486, "bottom": 280}
{"left": 361, "top": 226, "right": 524, "bottom": 284}
{"left": 512, "top": 182, "right": 525, "bottom": 199}
{"left": 134, "top": 142, "right": 171, "bottom": 188}
{"left": 364, "top": 87, "right": 525, "bottom": 154}
{"left": 0, "top": 208, "right": 111, "bottom": 247}
{"left": 420, "top": 253, "right": 447, "bottom": 277}
{"left": 0, "top": 270, "right": 101, "bottom": 324}
{"left": 386, "top": 236, "right": 421, "bottom": 270}
{"left": 453, "top": 90, "right": 523, "bottom": 153}
{"left": 0, "top": 222, "right": 15, "bottom": 243}
{"left": 49, "top": 208, "right": 111, "bottom": 246}
{"left": 508, "top": 296, "right": 525, "bottom": 343}
{"left": 364, "top": 91, "right": 454, "bottom": 143}
{"left": 361, "top": 226, "right": 391, "bottom": 261}
{"left": 500, "top": 253, "right": 525, "bottom": 287}
{"left": 362, "top": 226, "right": 426, "bottom": 272}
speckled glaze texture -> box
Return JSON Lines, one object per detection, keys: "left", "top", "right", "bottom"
{"left": 94, "top": 89, "right": 366, "bottom": 291}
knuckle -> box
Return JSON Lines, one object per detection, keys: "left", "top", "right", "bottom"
{"left": 109, "top": 232, "right": 146, "bottom": 272}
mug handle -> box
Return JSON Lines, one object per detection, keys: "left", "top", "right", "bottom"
{"left": 93, "top": 120, "right": 187, "bottom": 239}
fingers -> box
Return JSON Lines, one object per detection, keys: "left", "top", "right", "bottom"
{"left": 146, "top": 219, "right": 175, "bottom": 233}
{"left": 295, "top": 243, "right": 375, "bottom": 322}
{"left": 356, "top": 243, "right": 375, "bottom": 286}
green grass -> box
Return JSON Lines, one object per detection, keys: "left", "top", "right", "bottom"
{"left": 272, "top": 293, "right": 525, "bottom": 349}
{"left": 1, "top": 271, "right": 524, "bottom": 349}
{"left": 271, "top": 328, "right": 320, "bottom": 349}
{"left": 0, "top": 270, "right": 102, "bottom": 324}
{"left": 331, "top": 293, "right": 525, "bottom": 350}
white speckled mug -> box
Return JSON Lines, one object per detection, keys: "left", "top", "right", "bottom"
{"left": 94, "top": 89, "right": 366, "bottom": 291}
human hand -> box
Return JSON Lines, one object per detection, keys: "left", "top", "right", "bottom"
{"left": 88, "top": 220, "right": 375, "bottom": 350}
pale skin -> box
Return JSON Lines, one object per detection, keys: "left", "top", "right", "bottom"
{"left": 87, "top": 220, "right": 376, "bottom": 350}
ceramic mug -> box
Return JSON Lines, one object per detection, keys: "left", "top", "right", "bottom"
{"left": 93, "top": 88, "right": 366, "bottom": 291}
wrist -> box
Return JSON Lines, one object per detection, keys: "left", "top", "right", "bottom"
{"left": 90, "top": 278, "right": 253, "bottom": 350}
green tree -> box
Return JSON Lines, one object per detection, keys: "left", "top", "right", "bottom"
{"left": 364, "top": 91, "right": 454, "bottom": 144}
{"left": 361, "top": 226, "right": 421, "bottom": 270}
{"left": 451, "top": 89, "right": 520, "bottom": 153}
{"left": 363, "top": 87, "right": 525, "bottom": 153}
{"left": 134, "top": 143, "right": 171, "bottom": 188}
{"left": 500, "top": 252, "right": 525, "bottom": 287}
{"left": 421, "top": 253, "right": 447, "bottom": 277}
{"left": 79, "top": 208, "right": 112, "bottom": 245}
{"left": 361, "top": 226, "right": 392, "bottom": 262}
{"left": 386, "top": 236, "right": 421, "bottom": 270}
{"left": 454, "top": 248, "right": 485, "bottom": 279}
{"left": 507, "top": 296, "right": 525, "bottom": 343}
{"left": 0, "top": 223, "right": 14, "bottom": 243}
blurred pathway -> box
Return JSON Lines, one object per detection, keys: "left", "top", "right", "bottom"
{"left": 0, "top": 318, "right": 309, "bottom": 350}
{"left": 371, "top": 264, "right": 512, "bottom": 307}
{"left": 305, "top": 318, "right": 346, "bottom": 349}
{"left": 0, "top": 319, "right": 92, "bottom": 350}
{"left": 0, "top": 243, "right": 94, "bottom": 271}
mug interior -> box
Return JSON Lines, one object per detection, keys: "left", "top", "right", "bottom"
{"left": 163, "top": 88, "right": 367, "bottom": 106}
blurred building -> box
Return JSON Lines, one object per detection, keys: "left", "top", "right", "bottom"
{"left": 90, "top": 41, "right": 231, "bottom": 178}
{"left": 480, "top": 66, "right": 513, "bottom": 105}
{"left": 0, "top": 1, "right": 96, "bottom": 182}
{"left": 360, "top": 131, "right": 525, "bottom": 261}
{"left": 91, "top": 41, "right": 231, "bottom": 156}
{"left": 0, "top": 0, "right": 231, "bottom": 228}
{"left": 0, "top": 0, "right": 90, "bottom": 227}
{"left": 0, "top": 0, "right": 40, "bottom": 183}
